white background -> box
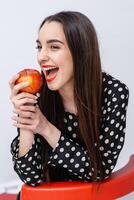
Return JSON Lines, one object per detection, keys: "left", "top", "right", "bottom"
{"left": 0, "top": 0, "right": 133, "bottom": 196}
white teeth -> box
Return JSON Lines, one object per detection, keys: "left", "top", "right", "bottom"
{"left": 43, "top": 67, "right": 58, "bottom": 71}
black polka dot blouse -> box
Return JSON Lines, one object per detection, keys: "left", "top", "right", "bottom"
{"left": 11, "top": 72, "right": 129, "bottom": 186}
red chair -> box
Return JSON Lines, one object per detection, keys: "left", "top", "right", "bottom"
{"left": 21, "top": 154, "right": 134, "bottom": 200}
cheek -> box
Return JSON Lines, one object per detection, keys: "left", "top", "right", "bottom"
{"left": 52, "top": 54, "right": 64, "bottom": 65}
{"left": 61, "top": 56, "right": 74, "bottom": 77}
{"left": 37, "top": 53, "right": 40, "bottom": 64}
{"left": 62, "top": 64, "right": 74, "bottom": 79}
{"left": 64, "top": 57, "right": 74, "bottom": 73}
{"left": 56, "top": 50, "right": 73, "bottom": 65}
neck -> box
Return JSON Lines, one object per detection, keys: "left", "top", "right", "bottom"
{"left": 58, "top": 86, "right": 77, "bottom": 115}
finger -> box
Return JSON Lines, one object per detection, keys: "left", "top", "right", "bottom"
{"left": 12, "top": 115, "right": 33, "bottom": 124}
{"left": 19, "top": 110, "right": 34, "bottom": 118}
{"left": 13, "top": 108, "right": 31, "bottom": 118}
{"left": 20, "top": 105, "right": 37, "bottom": 112}
{"left": 13, "top": 108, "right": 20, "bottom": 114}
{"left": 9, "top": 74, "right": 20, "bottom": 89}
{"left": 11, "top": 97, "right": 37, "bottom": 108}
{"left": 18, "top": 97, "right": 37, "bottom": 105}
{"left": 12, "top": 82, "right": 30, "bottom": 96}
{"left": 16, "top": 92, "right": 38, "bottom": 101}
{"left": 13, "top": 122, "right": 34, "bottom": 131}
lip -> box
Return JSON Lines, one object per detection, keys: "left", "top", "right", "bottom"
{"left": 46, "top": 74, "right": 57, "bottom": 82}
{"left": 41, "top": 64, "right": 59, "bottom": 83}
{"left": 42, "top": 65, "right": 56, "bottom": 69}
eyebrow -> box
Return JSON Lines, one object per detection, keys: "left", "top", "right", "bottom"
{"left": 36, "top": 39, "right": 64, "bottom": 45}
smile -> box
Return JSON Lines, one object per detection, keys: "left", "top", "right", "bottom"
{"left": 42, "top": 65, "right": 59, "bottom": 82}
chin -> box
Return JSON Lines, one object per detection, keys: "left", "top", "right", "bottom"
{"left": 47, "top": 83, "right": 59, "bottom": 91}
{"left": 47, "top": 78, "right": 68, "bottom": 92}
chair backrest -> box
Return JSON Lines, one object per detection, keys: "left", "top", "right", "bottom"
{"left": 21, "top": 154, "right": 134, "bottom": 200}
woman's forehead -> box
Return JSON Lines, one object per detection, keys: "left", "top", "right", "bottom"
{"left": 38, "top": 21, "right": 66, "bottom": 42}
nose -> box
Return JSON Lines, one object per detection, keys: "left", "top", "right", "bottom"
{"left": 37, "top": 48, "right": 49, "bottom": 64}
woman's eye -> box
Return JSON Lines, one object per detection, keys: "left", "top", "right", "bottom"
{"left": 36, "top": 45, "right": 42, "bottom": 51}
{"left": 50, "top": 45, "right": 60, "bottom": 50}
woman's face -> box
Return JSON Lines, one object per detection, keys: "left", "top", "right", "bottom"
{"left": 37, "top": 21, "right": 74, "bottom": 92}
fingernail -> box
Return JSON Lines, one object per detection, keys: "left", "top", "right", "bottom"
{"left": 36, "top": 93, "right": 40, "bottom": 97}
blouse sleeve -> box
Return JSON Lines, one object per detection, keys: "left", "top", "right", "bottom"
{"left": 47, "top": 82, "right": 129, "bottom": 181}
{"left": 10, "top": 133, "right": 45, "bottom": 186}
{"left": 98, "top": 81, "right": 129, "bottom": 178}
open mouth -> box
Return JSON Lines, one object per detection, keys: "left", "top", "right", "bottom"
{"left": 42, "top": 65, "right": 59, "bottom": 82}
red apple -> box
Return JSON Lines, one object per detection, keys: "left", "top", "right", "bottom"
{"left": 15, "top": 69, "right": 43, "bottom": 94}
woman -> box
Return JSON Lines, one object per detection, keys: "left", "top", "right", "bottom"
{"left": 9, "top": 10, "right": 129, "bottom": 197}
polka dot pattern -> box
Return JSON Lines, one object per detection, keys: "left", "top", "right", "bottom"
{"left": 11, "top": 135, "right": 44, "bottom": 186}
{"left": 11, "top": 72, "right": 129, "bottom": 185}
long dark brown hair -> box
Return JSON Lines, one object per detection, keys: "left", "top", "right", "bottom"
{"left": 38, "top": 11, "right": 104, "bottom": 181}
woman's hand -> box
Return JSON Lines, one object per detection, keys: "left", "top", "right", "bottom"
{"left": 9, "top": 74, "right": 40, "bottom": 132}
{"left": 9, "top": 74, "right": 38, "bottom": 109}
{"left": 9, "top": 74, "right": 61, "bottom": 148}
{"left": 12, "top": 104, "right": 50, "bottom": 135}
